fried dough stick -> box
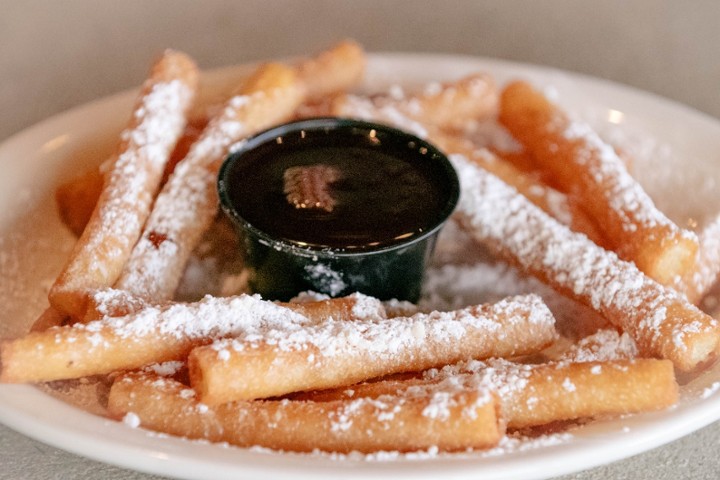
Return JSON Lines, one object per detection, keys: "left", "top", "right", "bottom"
{"left": 295, "top": 39, "right": 366, "bottom": 100}
{"left": 330, "top": 94, "right": 605, "bottom": 244}
{"left": 82, "top": 287, "right": 387, "bottom": 322}
{"left": 367, "top": 73, "right": 497, "bottom": 128}
{"left": 107, "top": 372, "right": 502, "bottom": 453}
{"left": 299, "top": 358, "right": 678, "bottom": 430}
{"left": 323, "top": 74, "right": 496, "bottom": 137}
{"left": 188, "top": 294, "right": 557, "bottom": 404}
{"left": 449, "top": 359, "right": 677, "bottom": 429}
{"left": 499, "top": 81, "right": 698, "bottom": 285}
{"left": 116, "top": 43, "right": 366, "bottom": 304}
{"left": 451, "top": 155, "right": 720, "bottom": 372}
{"left": 0, "top": 293, "right": 384, "bottom": 383}
{"left": 48, "top": 50, "right": 199, "bottom": 319}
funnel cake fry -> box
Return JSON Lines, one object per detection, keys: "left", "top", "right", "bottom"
{"left": 450, "top": 358, "right": 678, "bottom": 430}
{"left": 499, "top": 81, "right": 698, "bottom": 285}
{"left": 187, "top": 294, "right": 557, "bottom": 405}
{"left": 327, "top": 73, "right": 496, "bottom": 137}
{"left": 368, "top": 73, "right": 497, "bottom": 128}
{"left": 107, "top": 372, "right": 502, "bottom": 453}
{"left": 48, "top": 50, "right": 199, "bottom": 319}
{"left": 298, "top": 358, "right": 678, "bottom": 430}
{"left": 81, "top": 285, "right": 385, "bottom": 323}
{"left": 452, "top": 155, "right": 720, "bottom": 372}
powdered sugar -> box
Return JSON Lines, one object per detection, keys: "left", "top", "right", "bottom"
{"left": 562, "top": 377, "right": 577, "bottom": 392}
{"left": 480, "top": 432, "right": 574, "bottom": 457}
{"left": 351, "top": 292, "right": 388, "bottom": 319}
{"left": 143, "top": 361, "right": 184, "bottom": 376}
{"left": 122, "top": 412, "right": 141, "bottom": 428}
{"left": 559, "top": 329, "right": 638, "bottom": 362}
{"left": 421, "top": 391, "right": 453, "bottom": 420}
{"left": 303, "top": 263, "right": 347, "bottom": 297}
{"left": 701, "top": 381, "right": 720, "bottom": 399}
{"left": 329, "top": 396, "right": 402, "bottom": 432}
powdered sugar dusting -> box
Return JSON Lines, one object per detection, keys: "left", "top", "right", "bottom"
{"left": 144, "top": 361, "right": 185, "bottom": 376}
{"left": 421, "top": 391, "right": 453, "bottom": 420}
{"left": 350, "top": 292, "right": 388, "bottom": 320}
{"left": 424, "top": 358, "right": 534, "bottom": 404}
{"left": 562, "top": 377, "right": 577, "bottom": 392}
{"left": 303, "top": 263, "right": 347, "bottom": 297}
{"left": 329, "top": 396, "right": 409, "bottom": 432}
{"left": 559, "top": 329, "right": 638, "bottom": 362}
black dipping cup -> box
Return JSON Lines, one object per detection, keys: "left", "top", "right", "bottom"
{"left": 217, "top": 118, "right": 459, "bottom": 302}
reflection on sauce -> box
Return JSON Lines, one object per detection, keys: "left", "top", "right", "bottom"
{"left": 283, "top": 164, "right": 341, "bottom": 213}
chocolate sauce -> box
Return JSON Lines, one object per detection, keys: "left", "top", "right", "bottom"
{"left": 223, "top": 124, "right": 454, "bottom": 251}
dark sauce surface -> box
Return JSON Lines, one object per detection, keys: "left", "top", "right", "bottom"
{"left": 223, "top": 124, "right": 456, "bottom": 251}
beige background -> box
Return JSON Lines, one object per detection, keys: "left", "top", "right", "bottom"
{"left": 1, "top": 1, "right": 720, "bottom": 479}
{"left": 2, "top": 0, "right": 720, "bottom": 142}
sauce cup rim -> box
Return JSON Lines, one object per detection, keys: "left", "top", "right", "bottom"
{"left": 217, "top": 117, "right": 460, "bottom": 258}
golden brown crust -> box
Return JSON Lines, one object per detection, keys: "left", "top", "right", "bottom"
{"left": 499, "top": 80, "right": 698, "bottom": 285}
{"left": 108, "top": 371, "right": 502, "bottom": 453}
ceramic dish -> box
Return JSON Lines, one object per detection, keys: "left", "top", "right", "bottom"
{"left": 1, "top": 53, "right": 720, "bottom": 480}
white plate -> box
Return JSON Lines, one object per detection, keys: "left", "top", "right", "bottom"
{"left": 2, "top": 53, "right": 720, "bottom": 480}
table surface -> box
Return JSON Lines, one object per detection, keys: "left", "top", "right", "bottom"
{"left": 2, "top": 1, "right": 720, "bottom": 479}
